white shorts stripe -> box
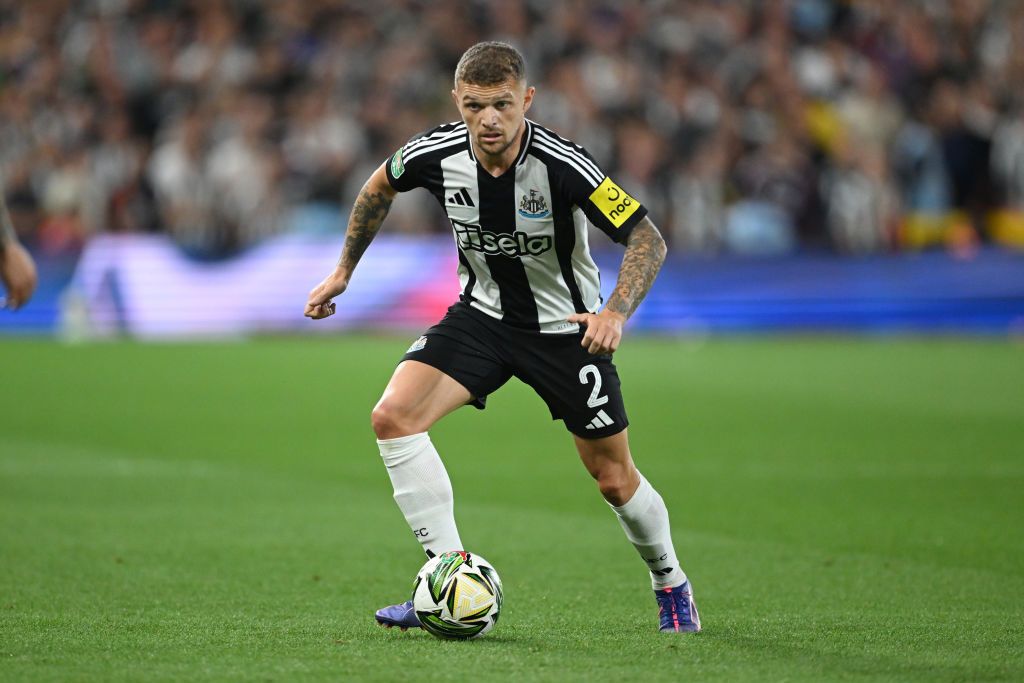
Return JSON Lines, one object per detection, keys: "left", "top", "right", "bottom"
{"left": 532, "top": 139, "right": 602, "bottom": 187}
{"left": 532, "top": 128, "right": 603, "bottom": 180}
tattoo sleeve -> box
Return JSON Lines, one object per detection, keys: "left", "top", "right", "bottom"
{"left": 337, "top": 181, "right": 394, "bottom": 273}
{"left": 604, "top": 217, "right": 668, "bottom": 320}
{"left": 0, "top": 193, "right": 16, "bottom": 253}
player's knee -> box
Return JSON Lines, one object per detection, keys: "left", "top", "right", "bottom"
{"left": 596, "top": 464, "right": 635, "bottom": 506}
{"left": 370, "top": 402, "right": 400, "bottom": 439}
{"left": 371, "top": 401, "right": 417, "bottom": 439}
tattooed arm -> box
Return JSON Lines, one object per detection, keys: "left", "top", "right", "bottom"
{"left": 568, "top": 217, "right": 667, "bottom": 354}
{"left": 304, "top": 164, "right": 397, "bottom": 319}
{"left": 0, "top": 192, "right": 38, "bottom": 310}
{"left": 604, "top": 217, "right": 668, "bottom": 319}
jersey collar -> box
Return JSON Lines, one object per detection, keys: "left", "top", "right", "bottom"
{"left": 514, "top": 119, "right": 533, "bottom": 168}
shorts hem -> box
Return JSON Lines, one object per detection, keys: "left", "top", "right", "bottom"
{"left": 567, "top": 419, "right": 629, "bottom": 440}
{"left": 399, "top": 355, "right": 487, "bottom": 410}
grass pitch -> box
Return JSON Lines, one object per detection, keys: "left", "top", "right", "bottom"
{"left": 1, "top": 336, "right": 1022, "bottom": 682}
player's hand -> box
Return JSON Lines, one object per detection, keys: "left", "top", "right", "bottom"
{"left": 304, "top": 270, "right": 348, "bottom": 320}
{"left": 0, "top": 242, "right": 38, "bottom": 310}
{"left": 567, "top": 309, "right": 625, "bottom": 355}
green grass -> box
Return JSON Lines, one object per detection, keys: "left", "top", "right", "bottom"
{"left": 1, "top": 336, "right": 1022, "bottom": 681}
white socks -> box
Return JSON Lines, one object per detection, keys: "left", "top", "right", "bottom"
{"left": 377, "top": 432, "right": 463, "bottom": 557}
{"left": 610, "top": 473, "right": 687, "bottom": 590}
{"left": 377, "top": 433, "right": 684, "bottom": 589}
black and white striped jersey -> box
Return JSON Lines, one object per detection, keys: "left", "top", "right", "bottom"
{"left": 384, "top": 119, "right": 648, "bottom": 334}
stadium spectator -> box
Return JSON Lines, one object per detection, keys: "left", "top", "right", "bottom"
{"left": 148, "top": 107, "right": 219, "bottom": 253}
{"left": 2, "top": 0, "right": 1023, "bottom": 256}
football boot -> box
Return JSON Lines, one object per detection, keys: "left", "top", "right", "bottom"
{"left": 374, "top": 599, "right": 422, "bottom": 631}
{"left": 655, "top": 581, "right": 701, "bottom": 633}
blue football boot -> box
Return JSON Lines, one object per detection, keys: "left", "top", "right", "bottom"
{"left": 374, "top": 600, "right": 422, "bottom": 631}
{"left": 655, "top": 581, "right": 702, "bottom": 633}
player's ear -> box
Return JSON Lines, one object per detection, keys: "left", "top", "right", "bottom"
{"left": 522, "top": 85, "right": 535, "bottom": 113}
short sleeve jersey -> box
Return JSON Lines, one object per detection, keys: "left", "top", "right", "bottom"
{"left": 385, "top": 119, "right": 647, "bottom": 333}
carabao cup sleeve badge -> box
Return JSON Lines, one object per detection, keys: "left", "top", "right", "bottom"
{"left": 391, "top": 148, "right": 405, "bottom": 178}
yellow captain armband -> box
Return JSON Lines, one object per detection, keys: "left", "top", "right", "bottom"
{"left": 588, "top": 177, "right": 640, "bottom": 228}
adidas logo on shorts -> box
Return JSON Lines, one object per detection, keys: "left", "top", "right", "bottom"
{"left": 584, "top": 409, "right": 614, "bottom": 430}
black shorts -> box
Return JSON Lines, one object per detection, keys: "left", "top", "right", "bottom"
{"left": 401, "top": 302, "right": 628, "bottom": 439}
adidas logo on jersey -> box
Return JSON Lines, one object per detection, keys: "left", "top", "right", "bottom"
{"left": 451, "top": 219, "right": 552, "bottom": 258}
{"left": 446, "top": 188, "right": 475, "bottom": 207}
{"left": 584, "top": 410, "right": 614, "bottom": 430}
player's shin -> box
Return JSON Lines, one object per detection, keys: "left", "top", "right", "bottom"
{"left": 377, "top": 432, "right": 463, "bottom": 557}
{"left": 609, "top": 473, "right": 687, "bottom": 590}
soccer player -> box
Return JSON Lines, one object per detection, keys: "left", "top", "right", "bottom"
{"left": 0, "top": 192, "right": 37, "bottom": 310}
{"left": 305, "top": 42, "right": 700, "bottom": 633}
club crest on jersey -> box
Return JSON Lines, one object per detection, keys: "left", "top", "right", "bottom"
{"left": 451, "top": 219, "right": 552, "bottom": 258}
{"left": 407, "top": 335, "right": 427, "bottom": 353}
{"left": 518, "top": 189, "right": 550, "bottom": 219}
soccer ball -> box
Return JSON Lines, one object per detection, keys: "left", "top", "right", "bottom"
{"left": 412, "top": 550, "right": 503, "bottom": 639}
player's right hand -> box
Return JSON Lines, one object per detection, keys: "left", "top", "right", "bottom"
{"left": 304, "top": 271, "right": 348, "bottom": 319}
{"left": 0, "top": 242, "right": 38, "bottom": 310}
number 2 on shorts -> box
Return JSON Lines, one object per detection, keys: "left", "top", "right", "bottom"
{"left": 579, "top": 364, "right": 609, "bottom": 408}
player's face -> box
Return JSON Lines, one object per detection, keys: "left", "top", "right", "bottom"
{"left": 453, "top": 78, "right": 535, "bottom": 159}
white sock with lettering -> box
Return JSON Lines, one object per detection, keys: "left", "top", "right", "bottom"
{"left": 378, "top": 432, "right": 463, "bottom": 557}
{"left": 609, "top": 473, "right": 687, "bottom": 590}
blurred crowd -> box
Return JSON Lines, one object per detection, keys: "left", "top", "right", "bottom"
{"left": 2, "top": 0, "right": 1024, "bottom": 259}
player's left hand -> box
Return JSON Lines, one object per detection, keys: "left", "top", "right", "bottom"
{"left": 567, "top": 310, "right": 625, "bottom": 355}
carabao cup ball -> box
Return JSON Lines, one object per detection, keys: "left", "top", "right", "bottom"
{"left": 411, "top": 551, "right": 503, "bottom": 639}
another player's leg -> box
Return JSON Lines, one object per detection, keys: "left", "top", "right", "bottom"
{"left": 372, "top": 359, "right": 474, "bottom": 629}
{"left": 574, "top": 430, "right": 701, "bottom": 633}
